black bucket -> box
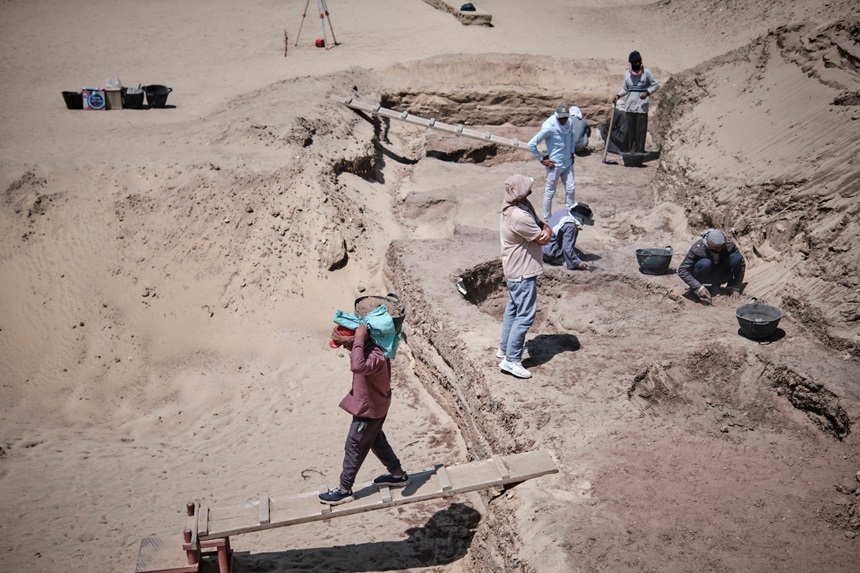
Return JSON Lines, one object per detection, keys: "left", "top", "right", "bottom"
{"left": 736, "top": 300, "right": 783, "bottom": 340}
{"left": 622, "top": 152, "right": 647, "bottom": 167}
{"left": 62, "top": 91, "right": 83, "bottom": 110}
{"left": 144, "top": 85, "right": 172, "bottom": 108}
{"left": 354, "top": 293, "right": 407, "bottom": 332}
{"left": 124, "top": 88, "right": 145, "bottom": 109}
{"left": 635, "top": 246, "right": 673, "bottom": 275}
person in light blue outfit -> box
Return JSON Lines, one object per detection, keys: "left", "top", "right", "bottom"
{"left": 528, "top": 103, "right": 576, "bottom": 221}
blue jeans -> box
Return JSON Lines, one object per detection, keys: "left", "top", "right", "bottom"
{"left": 543, "top": 164, "right": 575, "bottom": 220}
{"left": 500, "top": 277, "right": 537, "bottom": 363}
{"left": 693, "top": 251, "right": 743, "bottom": 287}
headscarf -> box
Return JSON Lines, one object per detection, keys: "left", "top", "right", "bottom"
{"left": 501, "top": 174, "right": 539, "bottom": 225}
{"left": 549, "top": 113, "right": 572, "bottom": 135}
{"left": 329, "top": 325, "right": 356, "bottom": 348}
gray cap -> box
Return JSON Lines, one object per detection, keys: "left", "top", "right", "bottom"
{"left": 704, "top": 229, "right": 727, "bottom": 248}
{"left": 556, "top": 103, "right": 570, "bottom": 118}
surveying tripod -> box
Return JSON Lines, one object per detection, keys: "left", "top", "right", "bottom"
{"left": 295, "top": 0, "right": 338, "bottom": 49}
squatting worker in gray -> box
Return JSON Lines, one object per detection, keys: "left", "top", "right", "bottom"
{"left": 612, "top": 51, "right": 659, "bottom": 154}
{"left": 528, "top": 103, "right": 576, "bottom": 221}
{"left": 678, "top": 229, "right": 746, "bottom": 303}
{"left": 498, "top": 174, "right": 551, "bottom": 380}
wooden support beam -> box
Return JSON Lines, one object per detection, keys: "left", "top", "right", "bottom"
{"left": 199, "top": 506, "right": 209, "bottom": 537}
{"left": 318, "top": 487, "right": 332, "bottom": 515}
{"left": 492, "top": 455, "right": 510, "bottom": 480}
{"left": 379, "top": 485, "right": 392, "bottom": 503}
{"left": 259, "top": 496, "right": 270, "bottom": 525}
{"left": 329, "top": 95, "right": 532, "bottom": 152}
{"left": 184, "top": 502, "right": 199, "bottom": 551}
{"left": 436, "top": 464, "right": 453, "bottom": 493}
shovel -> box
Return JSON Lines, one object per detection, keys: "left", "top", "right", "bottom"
{"left": 602, "top": 102, "right": 618, "bottom": 165}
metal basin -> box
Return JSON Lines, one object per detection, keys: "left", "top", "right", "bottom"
{"left": 635, "top": 247, "right": 672, "bottom": 275}
{"left": 736, "top": 301, "right": 783, "bottom": 340}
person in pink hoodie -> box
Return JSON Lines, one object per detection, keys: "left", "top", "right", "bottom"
{"left": 319, "top": 323, "right": 410, "bottom": 506}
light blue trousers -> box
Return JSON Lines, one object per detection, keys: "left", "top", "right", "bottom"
{"left": 500, "top": 276, "right": 537, "bottom": 363}
{"left": 543, "top": 163, "right": 576, "bottom": 220}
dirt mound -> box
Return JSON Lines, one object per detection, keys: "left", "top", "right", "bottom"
{"left": 654, "top": 19, "right": 860, "bottom": 356}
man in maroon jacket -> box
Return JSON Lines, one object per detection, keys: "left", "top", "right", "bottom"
{"left": 319, "top": 323, "right": 410, "bottom": 506}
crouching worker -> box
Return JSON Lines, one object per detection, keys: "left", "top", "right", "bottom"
{"left": 542, "top": 202, "right": 594, "bottom": 271}
{"left": 678, "top": 229, "right": 746, "bottom": 303}
{"left": 319, "top": 322, "right": 410, "bottom": 506}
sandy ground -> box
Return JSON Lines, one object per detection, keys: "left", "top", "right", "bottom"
{"left": 1, "top": 1, "right": 859, "bottom": 572}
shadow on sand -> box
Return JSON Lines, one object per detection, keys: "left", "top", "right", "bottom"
{"left": 524, "top": 333, "right": 581, "bottom": 368}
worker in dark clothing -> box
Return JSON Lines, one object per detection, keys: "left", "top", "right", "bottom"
{"left": 678, "top": 229, "right": 746, "bottom": 302}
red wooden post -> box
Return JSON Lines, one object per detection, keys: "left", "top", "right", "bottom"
{"left": 184, "top": 529, "right": 197, "bottom": 565}
{"left": 218, "top": 543, "right": 230, "bottom": 573}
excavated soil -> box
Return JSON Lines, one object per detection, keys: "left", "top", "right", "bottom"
{"left": 1, "top": 3, "right": 859, "bottom": 573}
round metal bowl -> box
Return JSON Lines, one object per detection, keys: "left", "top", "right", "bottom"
{"left": 736, "top": 301, "right": 783, "bottom": 340}
{"left": 635, "top": 247, "right": 673, "bottom": 275}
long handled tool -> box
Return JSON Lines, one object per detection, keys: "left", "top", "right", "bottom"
{"left": 602, "top": 102, "right": 618, "bottom": 164}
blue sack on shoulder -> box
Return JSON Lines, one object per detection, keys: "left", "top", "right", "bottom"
{"left": 333, "top": 305, "right": 401, "bottom": 359}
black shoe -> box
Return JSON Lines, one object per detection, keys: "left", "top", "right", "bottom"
{"left": 373, "top": 472, "right": 410, "bottom": 487}
{"left": 319, "top": 486, "right": 354, "bottom": 505}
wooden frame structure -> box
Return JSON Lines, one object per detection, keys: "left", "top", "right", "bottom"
{"left": 135, "top": 450, "right": 557, "bottom": 573}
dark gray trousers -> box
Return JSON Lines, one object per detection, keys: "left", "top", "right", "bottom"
{"left": 624, "top": 112, "right": 648, "bottom": 153}
{"left": 339, "top": 415, "right": 402, "bottom": 490}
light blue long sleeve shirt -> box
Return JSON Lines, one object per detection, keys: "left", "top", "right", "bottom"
{"left": 528, "top": 115, "right": 574, "bottom": 170}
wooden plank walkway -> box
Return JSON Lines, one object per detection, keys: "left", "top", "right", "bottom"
{"left": 329, "top": 95, "right": 532, "bottom": 152}
{"left": 136, "top": 451, "right": 556, "bottom": 573}
{"left": 202, "top": 450, "right": 556, "bottom": 539}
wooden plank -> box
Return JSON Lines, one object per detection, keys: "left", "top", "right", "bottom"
{"left": 318, "top": 487, "right": 332, "bottom": 515}
{"left": 259, "top": 496, "right": 270, "bottom": 525}
{"left": 436, "top": 464, "right": 453, "bottom": 492}
{"left": 199, "top": 506, "right": 209, "bottom": 537}
{"left": 402, "top": 116, "right": 433, "bottom": 128}
{"left": 185, "top": 502, "right": 199, "bottom": 550}
{"left": 135, "top": 535, "right": 198, "bottom": 573}
{"left": 492, "top": 455, "right": 510, "bottom": 480}
{"left": 379, "top": 485, "right": 392, "bottom": 503}
{"left": 201, "top": 451, "right": 557, "bottom": 540}
{"left": 330, "top": 95, "right": 531, "bottom": 151}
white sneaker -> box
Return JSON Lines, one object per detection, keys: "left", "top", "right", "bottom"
{"left": 499, "top": 360, "right": 532, "bottom": 379}
{"left": 496, "top": 347, "right": 528, "bottom": 359}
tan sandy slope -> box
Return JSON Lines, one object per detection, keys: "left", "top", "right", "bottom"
{"left": 0, "top": 1, "right": 858, "bottom": 572}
